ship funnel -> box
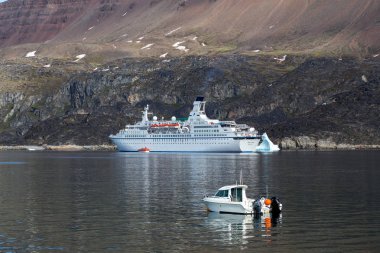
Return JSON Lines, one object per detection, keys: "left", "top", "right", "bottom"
{"left": 190, "top": 96, "right": 206, "bottom": 116}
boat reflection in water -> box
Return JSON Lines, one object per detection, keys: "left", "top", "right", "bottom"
{"left": 205, "top": 212, "right": 282, "bottom": 246}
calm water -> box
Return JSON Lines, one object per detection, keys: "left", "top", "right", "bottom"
{"left": 0, "top": 150, "right": 379, "bottom": 252}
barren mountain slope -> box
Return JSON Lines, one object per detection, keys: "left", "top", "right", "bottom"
{"left": 0, "top": 0, "right": 379, "bottom": 59}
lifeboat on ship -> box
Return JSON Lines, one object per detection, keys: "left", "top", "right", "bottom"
{"left": 150, "top": 123, "right": 180, "bottom": 128}
{"left": 138, "top": 147, "right": 150, "bottom": 152}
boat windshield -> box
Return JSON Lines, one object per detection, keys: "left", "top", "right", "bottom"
{"left": 231, "top": 188, "right": 242, "bottom": 202}
{"left": 215, "top": 189, "right": 228, "bottom": 197}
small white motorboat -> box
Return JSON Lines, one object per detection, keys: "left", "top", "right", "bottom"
{"left": 203, "top": 184, "right": 282, "bottom": 215}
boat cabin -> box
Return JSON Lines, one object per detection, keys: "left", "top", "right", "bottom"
{"left": 214, "top": 185, "right": 248, "bottom": 202}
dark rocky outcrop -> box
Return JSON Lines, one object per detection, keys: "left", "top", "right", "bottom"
{"left": 0, "top": 55, "right": 379, "bottom": 148}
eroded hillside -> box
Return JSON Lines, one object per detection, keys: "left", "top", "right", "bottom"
{"left": 0, "top": 0, "right": 379, "bottom": 60}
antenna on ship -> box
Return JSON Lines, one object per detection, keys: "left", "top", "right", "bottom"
{"left": 239, "top": 169, "right": 243, "bottom": 185}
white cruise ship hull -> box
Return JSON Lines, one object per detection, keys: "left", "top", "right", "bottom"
{"left": 110, "top": 137, "right": 260, "bottom": 152}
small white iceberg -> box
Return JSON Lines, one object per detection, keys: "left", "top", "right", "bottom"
{"left": 26, "top": 146, "right": 45, "bottom": 151}
{"left": 26, "top": 51, "right": 37, "bottom": 58}
{"left": 256, "top": 133, "right": 280, "bottom": 152}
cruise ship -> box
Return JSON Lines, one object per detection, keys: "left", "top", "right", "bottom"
{"left": 109, "top": 97, "right": 262, "bottom": 152}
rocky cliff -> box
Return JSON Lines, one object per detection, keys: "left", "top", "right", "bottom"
{"left": 0, "top": 55, "right": 379, "bottom": 148}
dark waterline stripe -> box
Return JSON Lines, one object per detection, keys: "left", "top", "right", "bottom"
{"left": 0, "top": 162, "right": 26, "bottom": 165}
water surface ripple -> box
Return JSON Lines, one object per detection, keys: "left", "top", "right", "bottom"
{"left": 0, "top": 151, "right": 379, "bottom": 252}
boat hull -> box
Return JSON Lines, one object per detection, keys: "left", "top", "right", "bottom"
{"left": 110, "top": 137, "right": 260, "bottom": 152}
{"left": 203, "top": 198, "right": 253, "bottom": 214}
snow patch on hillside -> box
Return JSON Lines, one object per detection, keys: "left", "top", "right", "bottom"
{"left": 172, "top": 41, "right": 189, "bottom": 52}
{"left": 274, "top": 55, "right": 287, "bottom": 63}
{"left": 141, "top": 44, "right": 154, "bottom": 50}
{"left": 26, "top": 51, "right": 36, "bottom": 57}
{"left": 74, "top": 54, "right": 86, "bottom": 62}
{"left": 165, "top": 27, "right": 181, "bottom": 36}
{"left": 173, "top": 41, "right": 185, "bottom": 47}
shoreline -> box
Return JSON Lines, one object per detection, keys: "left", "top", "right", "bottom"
{"left": 0, "top": 145, "right": 117, "bottom": 151}
{"left": 0, "top": 144, "right": 379, "bottom": 151}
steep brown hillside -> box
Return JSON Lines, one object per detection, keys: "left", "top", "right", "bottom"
{"left": 0, "top": 0, "right": 379, "bottom": 59}
{"left": 0, "top": 0, "right": 98, "bottom": 47}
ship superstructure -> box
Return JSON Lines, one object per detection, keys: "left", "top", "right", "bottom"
{"left": 109, "top": 97, "right": 261, "bottom": 152}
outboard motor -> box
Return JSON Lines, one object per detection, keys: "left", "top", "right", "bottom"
{"left": 253, "top": 199, "right": 262, "bottom": 217}
{"left": 270, "top": 197, "right": 282, "bottom": 217}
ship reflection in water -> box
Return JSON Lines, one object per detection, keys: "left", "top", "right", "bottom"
{"left": 205, "top": 212, "right": 282, "bottom": 246}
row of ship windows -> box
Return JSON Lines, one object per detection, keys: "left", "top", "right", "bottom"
{"left": 193, "top": 125, "right": 218, "bottom": 128}
{"left": 127, "top": 142, "right": 231, "bottom": 145}
{"left": 126, "top": 138, "right": 231, "bottom": 143}
{"left": 194, "top": 129, "right": 219, "bottom": 133}
{"left": 126, "top": 134, "right": 228, "bottom": 138}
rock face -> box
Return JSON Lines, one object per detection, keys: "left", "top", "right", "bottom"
{"left": 0, "top": 55, "right": 379, "bottom": 147}
{"left": 0, "top": 0, "right": 98, "bottom": 48}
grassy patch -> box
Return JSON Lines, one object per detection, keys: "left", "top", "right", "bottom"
{"left": 215, "top": 44, "right": 238, "bottom": 53}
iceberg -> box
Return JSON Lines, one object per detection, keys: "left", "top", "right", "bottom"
{"left": 256, "top": 133, "right": 280, "bottom": 152}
